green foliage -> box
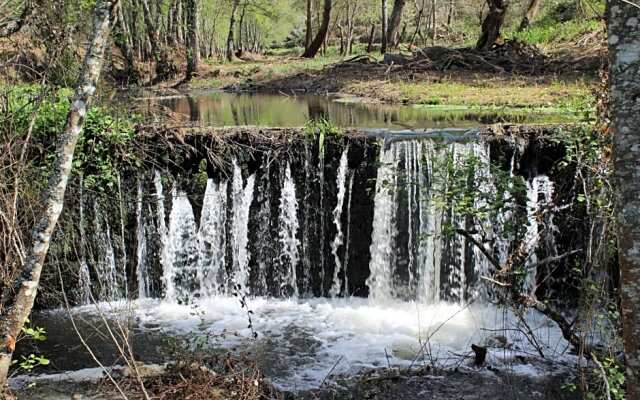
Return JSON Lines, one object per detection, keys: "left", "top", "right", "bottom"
{"left": 511, "top": 19, "right": 602, "bottom": 46}
{"left": 10, "top": 319, "right": 50, "bottom": 374}
{"left": 304, "top": 118, "right": 342, "bottom": 138}
{"left": 2, "top": 84, "right": 138, "bottom": 193}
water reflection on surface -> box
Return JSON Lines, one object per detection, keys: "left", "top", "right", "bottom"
{"left": 141, "top": 91, "right": 574, "bottom": 129}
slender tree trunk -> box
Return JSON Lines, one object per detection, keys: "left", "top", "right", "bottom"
{"left": 237, "top": 2, "right": 247, "bottom": 54}
{"left": 431, "top": 0, "right": 437, "bottom": 43}
{"left": 185, "top": 0, "right": 200, "bottom": 80}
{"left": 447, "top": 0, "right": 455, "bottom": 27}
{"left": 367, "top": 23, "right": 375, "bottom": 52}
{"left": 140, "top": 0, "right": 175, "bottom": 80}
{"left": 386, "top": 0, "right": 407, "bottom": 50}
{"left": 381, "top": 0, "right": 388, "bottom": 53}
{"left": 226, "top": 0, "right": 240, "bottom": 61}
{"left": 115, "top": 1, "right": 137, "bottom": 80}
{"left": 518, "top": 0, "right": 542, "bottom": 31}
{"left": 305, "top": 0, "right": 313, "bottom": 51}
{"left": 410, "top": 1, "right": 425, "bottom": 46}
{"left": 476, "top": 0, "right": 509, "bottom": 51}
{"left": 608, "top": 2, "right": 640, "bottom": 399}
{"left": 302, "top": 0, "right": 331, "bottom": 58}
{"left": 0, "top": 0, "right": 118, "bottom": 386}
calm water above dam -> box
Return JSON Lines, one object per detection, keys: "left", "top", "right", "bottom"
{"left": 140, "top": 91, "right": 575, "bottom": 129}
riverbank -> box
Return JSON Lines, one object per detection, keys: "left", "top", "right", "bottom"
{"left": 183, "top": 51, "right": 596, "bottom": 111}
{"left": 9, "top": 361, "right": 581, "bottom": 400}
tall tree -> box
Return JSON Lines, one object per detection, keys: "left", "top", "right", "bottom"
{"left": 305, "top": 0, "right": 313, "bottom": 51}
{"left": 518, "top": 0, "right": 542, "bottom": 31}
{"left": 0, "top": 0, "right": 119, "bottom": 386}
{"left": 226, "top": 0, "right": 241, "bottom": 61}
{"left": 140, "top": 0, "right": 175, "bottom": 80}
{"left": 386, "top": 0, "right": 407, "bottom": 49}
{"left": 302, "top": 0, "right": 331, "bottom": 58}
{"left": 608, "top": 1, "right": 640, "bottom": 398}
{"left": 185, "top": 0, "right": 200, "bottom": 79}
{"left": 381, "top": 0, "right": 388, "bottom": 53}
{"left": 476, "top": 0, "right": 509, "bottom": 50}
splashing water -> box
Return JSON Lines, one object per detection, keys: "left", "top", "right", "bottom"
{"left": 164, "top": 187, "right": 200, "bottom": 302}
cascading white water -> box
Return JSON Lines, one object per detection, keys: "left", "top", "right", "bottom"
{"left": 342, "top": 172, "right": 355, "bottom": 295}
{"left": 198, "top": 179, "right": 228, "bottom": 297}
{"left": 416, "top": 141, "right": 443, "bottom": 303}
{"left": 95, "top": 213, "right": 119, "bottom": 302}
{"left": 367, "top": 143, "right": 399, "bottom": 301}
{"left": 116, "top": 174, "right": 128, "bottom": 299}
{"left": 77, "top": 182, "right": 92, "bottom": 304}
{"left": 154, "top": 171, "right": 169, "bottom": 297}
{"left": 231, "top": 160, "right": 256, "bottom": 292}
{"left": 164, "top": 187, "right": 200, "bottom": 302}
{"left": 136, "top": 180, "right": 150, "bottom": 299}
{"left": 469, "top": 142, "right": 494, "bottom": 301}
{"left": 278, "top": 162, "right": 300, "bottom": 297}
{"left": 523, "top": 175, "right": 555, "bottom": 296}
{"left": 329, "top": 149, "right": 349, "bottom": 297}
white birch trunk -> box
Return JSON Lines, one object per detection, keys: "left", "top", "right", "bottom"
{"left": 0, "top": 0, "right": 118, "bottom": 386}
{"left": 608, "top": 2, "right": 640, "bottom": 398}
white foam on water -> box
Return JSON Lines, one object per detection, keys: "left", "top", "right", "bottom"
{"left": 118, "top": 296, "right": 570, "bottom": 390}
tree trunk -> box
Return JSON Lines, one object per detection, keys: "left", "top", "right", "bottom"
{"left": 476, "top": 0, "right": 509, "bottom": 51}
{"left": 185, "top": 0, "right": 200, "bottom": 80}
{"left": 305, "top": 0, "right": 313, "bottom": 51}
{"left": 114, "top": 1, "right": 137, "bottom": 80}
{"left": 0, "top": 0, "right": 118, "bottom": 386}
{"left": 140, "top": 0, "right": 175, "bottom": 80}
{"left": 367, "top": 23, "right": 375, "bottom": 52}
{"left": 302, "top": 0, "right": 331, "bottom": 58}
{"left": 518, "top": 0, "right": 542, "bottom": 31}
{"left": 447, "top": 0, "right": 455, "bottom": 27}
{"left": 226, "top": 0, "right": 240, "bottom": 61}
{"left": 380, "top": 0, "right": 388, "bottom": 54}
{"left": 608, "top": 2, "right": 640, "bottom": 399}
{"left": 237, "top": 2, "right": 247, "bottom": 54}
{"left": 386, "top": 0, "right": 407, "bottom": 50}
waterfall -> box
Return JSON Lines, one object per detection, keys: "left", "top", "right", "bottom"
{"left": 77, "top": 182, "right": 92, "bottom": 304}
{"left": 154, "top": 171, "right": 169, "bottom": 297}
{"left": 416, "top": 141, "right": 443, "bottom": 303}
{"left": 164, "top": 187, "right": 200, "bottom": 303}
{"left": 93, "top": 209, "right": 119, "bottom": 302}
{"left": 367, "top": 143, "right": 399, "bottom": 302}
{"left": 469, "top": 142, "right": 494, "bottom": 301}
{"left": 116, "top": 174, "right": 128, "bottom": 299}
{"left": 254, "top": 159, "right": 273, "bottom": 296}
{"left": 329, "top": 148, "right": 349, "bottom": 297}
{"left": 278, "top": 162, "right": 300, "bottom": 297}
{"left": 231, "top": 160, "right": 256, "bottom": 293}
{"left": 342, "top": 172, "right": 355, "bottom": 296}
{"left": 318, "top": 137, "right": 326, "bottom": 294}
{"left": 136, "top": 180, "right": 150, "bottom": 299}
{"left": 198, "top": 179, "right": 228, "bottom": 297}
{"left": 523, "top": 175, "right": 555, "bottom": 296}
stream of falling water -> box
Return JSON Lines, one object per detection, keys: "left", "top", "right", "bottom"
{"left": 198, "top": 179, "right": 228, "bottom": 297}
{"left": 136, "top": 180, "right": 150, "bottom": 299}
{"left": 277, "top": 163, "right": 300, "bottom": 297}
{"left": 231, "top": 160, "right": 256, "bottom": 293}
{"left": 329, "top": 148, "right": 349, "bottom": 297}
